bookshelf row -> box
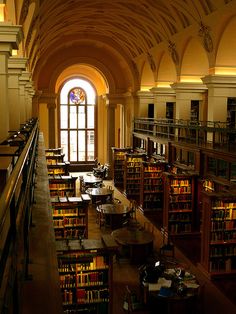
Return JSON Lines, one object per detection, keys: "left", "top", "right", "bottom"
{"left": 112, "top": 147, "right": 236, "bottom": 279}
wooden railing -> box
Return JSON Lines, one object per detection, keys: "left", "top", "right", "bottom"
{"left": 0, "top": 119, "right": 39, "bottom": 314}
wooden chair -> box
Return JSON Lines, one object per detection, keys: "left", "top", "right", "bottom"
{"left": 160, "top": 227, "right": 175, "bottom": 258}
{"left": 123, "top": 285, "right": 148, "bottom": 313}
{"left": 95, "top": 200, "right": 102, "bottom": 224}
{"left": 96, "top": 201, "right": 110, "bottom": 229}
{"left": 79, "top": 175, "right": 86, "bottom": 193}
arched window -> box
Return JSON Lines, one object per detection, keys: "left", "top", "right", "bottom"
{"left": 60, "top": 78, "right": 96, "bottom": 163}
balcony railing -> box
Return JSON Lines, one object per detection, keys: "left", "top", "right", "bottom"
{"left": 133, "top": 118, "right": 236, "bottom": 150}
{"left": 0, "top": 119, "right": 39, "bottom": 313}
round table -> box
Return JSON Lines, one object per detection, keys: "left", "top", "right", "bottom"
{"left": 83, "top": 175, "right": 103, "bottom": 187}
{"left": 86, "top": 187, "right": 113, "bottom": 203}
{"left": 96, "top": 203, "right": 131, "bottom": 229}
{"left": 111, "top": 227, "right": 154, "bottom": 263}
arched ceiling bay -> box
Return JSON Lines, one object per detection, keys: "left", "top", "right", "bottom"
{"left": 23, "top": 0, "right": 226, "bottom": 90}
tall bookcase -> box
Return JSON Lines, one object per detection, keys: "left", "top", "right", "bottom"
{"left": 47, "top": 161, "right": 70, "bottom": 175}
{"left": 162, "top": 172, "right": 197, "bottom": 235}
{"left": 198, "top": 191, "right": 236, "bottom": 278}
{"left": 51, "top": 195, "right": 91, "bottom": 240}
{"left": 140, "top": 161, "right": 166, "bottom": 212}
{"left": 48, "top": 175, "right": 78, "bottom": 197}
{"left": 124, "top": 153, "right": 146, "bottom": 203}
{"left": 46, "top": 153, "right": 65, "bottom": 165}
{"left": 56, "top": 236, "right": 117, "bottom": 314}
{"left": 111, "top": 147, "right": 132, "bottom": 189}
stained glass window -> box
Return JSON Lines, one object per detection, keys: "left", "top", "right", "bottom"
{"left": 59, "top": 79, "right": 96, "bottom": 163}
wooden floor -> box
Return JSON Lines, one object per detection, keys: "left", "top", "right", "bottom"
{"left": 20, "top": 134, "right": 236, "bottom": 314}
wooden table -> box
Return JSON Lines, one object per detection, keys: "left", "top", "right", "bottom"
{"left": 96, "top": 203, "right": 131, "bottom": 230}
{"left": 111, "top": 226, "right": 154, "bottom": 263}
{"left": 86, "top": 187, "right": 113, "bottom": 203}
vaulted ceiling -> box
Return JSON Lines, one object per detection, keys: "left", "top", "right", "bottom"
{"left": 21, "top": 0, "right": 232, "bottom": 90}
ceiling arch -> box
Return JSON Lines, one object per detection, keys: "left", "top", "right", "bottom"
{"left": 12, "top": 0, "right": 233, "bottom": 93}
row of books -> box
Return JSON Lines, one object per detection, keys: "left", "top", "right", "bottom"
{"left": 169, "top": 203, "right": 192, "bottom": 210}
{"left": 169, "top": 222, "right": 192, "bottom": 233}
{"left": 211, "top": 220, "right": 236, "bottom": 231}
{"left": 170, "top": 186, "right": 191, "bottom": 194}
{"left": 169, "top": 213, "right": 192, "bottom": 222}
{"left": 59, "top": 271, "right": 108, "bottom": 288}
{"left": 55, "top": 229, "right": 85, "bottom": 239}
{"left": 212, "top": 201, "right": 236, "bottom": 208}
{"left": 211, "top": 230, "right": 236, "bottom": 241}
{"left": 76, "top": 288, "right": 109, "bottom": 304}
{"left": 169, "top": 194, "right": 192, "bottom": 202}
{"left": 53, "top": 217, "right": 85, "bottom": 227}
{"left": 209, "top": 258, "right": 235, "bottom": 272}
{"left": 210, "top": 245, "right": 236, "bottom": 257}
{"left": 170, "top": 179, "right": 191, "bottom": 186}
{"left": 52, "top": 208, "right": 83, "bottom": 216}
{"left": 50, "top": 191, "right": 75, "bottom": 197}
{"left": 143, "top": 178, "right": 162, "bottom": 185}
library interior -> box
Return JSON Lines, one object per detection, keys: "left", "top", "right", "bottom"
{"left": 1, "top": 1, "right": 236, "bottom": 314}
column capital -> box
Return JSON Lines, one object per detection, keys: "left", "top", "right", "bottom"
{"left": 171, "top": 82, "right": 207, "bottom": 93}
{"left": 0, "top": 23, "right": 23, "bottom": 51}
{"left": 149, "top": 86, "right": 175, "bottom": 96}
{"left": 39, "top": 90, "right": 57, "bottom": 104}
{"left": 201, "top": 74, "right": 236, "bottom": 88}
{"left": 103, "top": 93, "right": 126, "bottom": 105}
{"left": 136, "top": 90, "right": 154, "bottom": 102}
{"left": 19, "top": 71, "right": 31, "bottom": 84}
{"left": 8, "top": 56, "right": 28, "bottom": 71}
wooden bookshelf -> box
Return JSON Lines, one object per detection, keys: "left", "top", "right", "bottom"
{"left": 123, "top": 153, "right": 147, "bottom": 203}
{"left": 140, "top": 161, "right": 166, "bottom": 213}
{"left": 162, "top": 172, "right": 197, "bottom": 235}
{"left": 48, "top": 175, "right": 77, "bottom": 197}
{"left": 198, "top": 191, "right": 236, "bottom": 278}
{"left": 111, "top": 147, "right": 132, "bottom": 189}
{"left": 56, "top": 236, "right": 117, "bottom": 313}
{"left": 46, "top": 153, "right": 65, "bottom": 165}
{"left": 51, "top": 195, "right": 91, "bottom": 240}
{"left": 47, "top": 161, "right": 70, "bottom": 175}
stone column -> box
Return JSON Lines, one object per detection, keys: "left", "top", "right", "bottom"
{"left": 19, "top": 71, "right": 31, "bottom": 124}
{"left": 0, "top": 24, "right": 22, "bottom": 142}
{"left": 39, "top": 91, "right": 57, "bottom": 148}
{"left": 47, "top": 102, "right": 56, "bottom": 148}
{"left": 105, "top": 94, "right": 128, "bottom": 166}
{"left": 8, "top": 57, "right": 27, "bottom": 131}
{"left": 106, "top": 102, "right": 117, "bottom": 165}
{"left": 25, "top": 82, "right": 34, "bottom": 119}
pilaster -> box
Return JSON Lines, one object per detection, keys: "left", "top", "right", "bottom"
{"left": 171, "top": 82, "right": 207, "bottom": 121}
{"left": 0, "top": 23, "right": 22, "bottom": 142}
{"left": 150, "top": 87, "right": 175, "bottom": 119}
{"left": 8, "top": 57, "right": 28, "bottom": 130}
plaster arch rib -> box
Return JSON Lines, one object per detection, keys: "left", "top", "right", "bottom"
{"left": 33, "top": 41, "right": 139, "bottom": 95}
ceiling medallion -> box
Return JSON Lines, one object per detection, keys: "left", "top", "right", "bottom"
{"left": 198, "top": 22, "right": 213, "bottom": 53}
{"left": 168, "top": 41, "right": 179, "bottom": 65}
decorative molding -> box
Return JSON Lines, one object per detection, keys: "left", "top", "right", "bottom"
{"left": 198, "top": 22, "right": 213, "bottom": 53}
{"left": 19, "top": 0, "right": 30, "bottom": 25}
{"left": 168, "top": 41, "right": 179, "bottom": 65}
{"left": 147, "top": 53, "right": 156, "bottom": 72}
